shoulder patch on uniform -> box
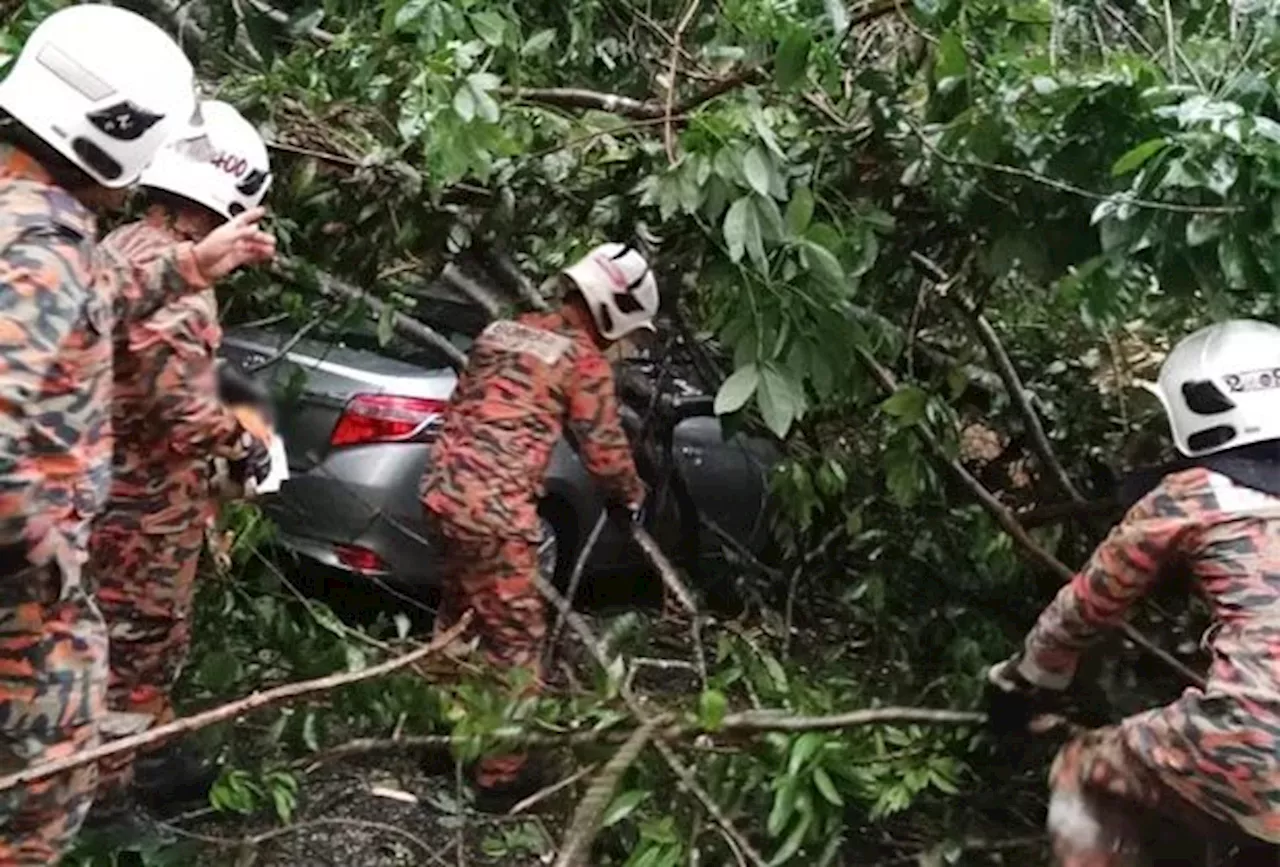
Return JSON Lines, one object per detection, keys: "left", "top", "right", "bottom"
{"left": 483, "top": 320, "right": 573, "bottom": 365}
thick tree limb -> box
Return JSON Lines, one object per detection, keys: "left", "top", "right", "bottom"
{"left": 0, "top": 615, "right": 472, "bottom": 791}
{"left": 310, "top": 705, "right": 988, "bottom": 765}
{"left": 441, "top": 262, "right": 503, "bottom": 319}
{"left": 276, "top": 258, "right": 468, "bottom": 369}
{"left": 554, "top": 719, "right": 662, "bottom": 867}
{"left": 477, "top": 245, "right": 551, "bottom": 312}
{"left": 909, "top": 251, "right": 1085, "bottom": 503}
{"left": 245, "top": 0, "right": 336, "bottom": 44}
{"left": 855, "top": 348, "right": 1206, "bottom": 689}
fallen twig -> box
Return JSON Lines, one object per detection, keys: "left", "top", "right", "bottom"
{"left": 855, "top": 347, "right": 1206, "bottom": 690}
{"left": 555, "top": 719, "right": 662, "bottom": 867}
{"left": 0, "top": 615, "right": 471, "bottom": 791}
{"left": 511, "top": 762, "right": 599, "bottom": 815}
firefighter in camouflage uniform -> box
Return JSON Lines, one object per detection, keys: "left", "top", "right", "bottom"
{"left": 87, "top": 101, "right": 276, "bottom": 819}
{"left": 421, "top": 243, "right": 657, "bottom": 809}
{"left": 0, "top": 6, "right": 274, "bottom": 862}
{"left": 986, "top": 320, "right": 1280, "bottom": 865}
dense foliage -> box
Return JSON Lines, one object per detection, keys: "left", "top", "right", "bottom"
{"left": 5, "top": 0, "right": 1280, "bottom": 863}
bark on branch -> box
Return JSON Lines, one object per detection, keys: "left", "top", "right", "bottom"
{"left": 855, "top": 347, "right": 1206, "bottom": 690}
{"left": 0, "top": 615, "right": 472, "bottom": 792}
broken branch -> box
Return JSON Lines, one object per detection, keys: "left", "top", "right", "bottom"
{"left": 855, "top": 347, "right": 1206, "bottom": 690}
{"left": 909, "top": 251, "right": 1085, "bottom": 503}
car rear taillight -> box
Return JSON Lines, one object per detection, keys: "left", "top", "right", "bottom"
{"left": 329, "top": 394, "right": 447, "bottom": 447}
{"left": 334, "top": 543, "right": 389, "bottom": 575}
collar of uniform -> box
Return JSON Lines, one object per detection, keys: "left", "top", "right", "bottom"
{"left": 561, "top": 302, "right": 606, "bottom": 348}
{"left": 0, "top": 144, "right": 97, "bottom": 240}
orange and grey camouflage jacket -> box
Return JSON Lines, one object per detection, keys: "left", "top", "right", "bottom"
{"left": 0, "top": 146, "right": 210, "bottom": 575}
{"left": 96, "top": 218, "right": 257, "bottom": 535}
{"left": 422, "top": 305, "right": 645, "bottom": 542}
{"left": 1019, "top": 466, "right": 1280, "bottom": 840}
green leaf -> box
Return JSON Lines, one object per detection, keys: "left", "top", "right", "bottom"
{"left": 392, "top": 0, "right": 429, "bottom": 31}
{"left": 801, "top": 240, "right": 844, "bottom": 287}
{"left": 715, "top": 364, "right": 759, "bottom": 414}
{"left": 788, "top": 733, "right": 822, "bottom": 774}
{"left": 377, "top": 302, "right": 396, "bottom": 347}
{"left": 1219, "top": 234, "right": 1250, "bottom": 289}
{"left": 813, "top": 767, "right": 844, "bottom": 805}
{"left": 470, "top": 10, "right": 506, "bottom": 46}
{"left": 785, "top": 188, "right": 815, "bottom": 235}
{"left": 1111, "top": 138, "right": 1168, "bottom": 176}
{"left": 723, "top": 196, "right": 752, "bottom": 262}
{"left": 880, "top": 386, "right": 927, "bottom": 425}
{"left": 287, "top": 8, "right": 326, "bottom": 37}
{"left": 243, "top": 6, "right": 277, "bottom": 66}
{"left": 769, "top": 808, "right": 812, "bottom": 865}
{"left": 453, "top": 85, "right": 476, "bottom": 122}
{"left": 934, "top": 30, "right": 967, "bottom": 81}
{"left": 522, "top": 28, "right": 556, "bottom": 56}
{"left": 759, "top": 365, "right": 800, "bottom": 438}
{"left": 699, "top": 689, "right": 728, "bottom": 730}
{"left": 302, "top": 710, "right": 319, "bottom": 751}
{"left": 775, "top": 30, "right": 811, "bottom": 89}
{"left": 743, "top": 147, "right": 772, "bottom": 198}
{"left": 474, "top": 88, "right": 501, "bottom": 123}
{"left": 767, "top": 778, "right": 798, "bottom": 837}
{"left": 1185, "top": 213, "right": 1222, "bottom": 247}
{"left": 602, "top": 790, "right": 649, "bottom": 828}
{"left": 754, "top": 195, "right": 786, "bottom": 241}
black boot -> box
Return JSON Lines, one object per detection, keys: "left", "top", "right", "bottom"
{"left": 471, "top": 762, "right": 548, "bottom": 815}
{"left": 131, "top": 742, "right": 220, "bottom": 813}
{"left": 80, "top": 796, "right": 176, "bottom": 848}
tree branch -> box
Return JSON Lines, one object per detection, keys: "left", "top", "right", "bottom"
{"left": 0, "top": 614, "right": 472, "bottom": 791}
{"left": 276, "top": 258, "right": 468, "bottom": 369}
{"left": 909, "top": 251, "right": 1085, "bottom": 503}
{"left": 554, "top": 718, "right": 663, "bottom": 867}
{"left": 855, "top": 347, "right": 1206, "bottom": 689}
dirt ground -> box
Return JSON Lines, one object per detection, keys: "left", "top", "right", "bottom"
{"left": 183, "top": 753, "right": 556, "bottom": 866}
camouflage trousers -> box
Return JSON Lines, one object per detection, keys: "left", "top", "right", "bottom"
{"left": 87, "top": 523, "right": 203, "bottom": 800}
{"left": 1048, "top": 725, "right": 1280, "bottom": 866}
{"left": 429, "top": 522, "right": 544, "bottom": 789}
{"left": 0, "top": 565, "right": 107, "bottom": 865}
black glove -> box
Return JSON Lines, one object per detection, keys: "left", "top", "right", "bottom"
{"left": 983, "top": 657, "right": 1056, "bottom": 737}
{"left": 606, "top": 500, "right": 643, "bottom": 529}
{"left": 230, "top": 432, "right": 272, "bottom": 488}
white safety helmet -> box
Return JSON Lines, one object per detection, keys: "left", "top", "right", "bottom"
{"left": 1145, "top": 320, "right": 1280, "bottom": 457}
{"left": 561, "top": 243, "right": 659, "bottom": 341}
{"left": 140, "top": 100, "right": 272, "bottom": 221}
{"left": 0, "top": 4, "right": 199, "bottom": 189}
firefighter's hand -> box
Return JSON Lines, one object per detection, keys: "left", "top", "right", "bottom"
{"left": 194, "top": 208, "right": 276, "bottom": 280}
{"left": 231, "top": 432, "right": 272, "bottom": 490}
{"left": 983, "top": 657, "right": 1060, "bottom": 736}
{"left": 606, "top": 499, "right": 643, "bottom": 530}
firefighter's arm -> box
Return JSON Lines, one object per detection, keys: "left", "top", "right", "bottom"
{"left": 133, "top": 311, "right": 259, "bottom": 460}
{"left": 99, "top": 241, "right": 210, "bottom": 325}
{"left": 1017, "top": 484, "right": 1199, "bottom": 689}
{"left": 0, "top": 236, "right": 93, "bottom": 558}
{"left": 567, "top": 349, "right": 646, "bottom": 508}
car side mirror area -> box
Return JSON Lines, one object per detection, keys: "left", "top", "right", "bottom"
{"left": 667, "top": 394, "right": 715, "bottom": 423}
